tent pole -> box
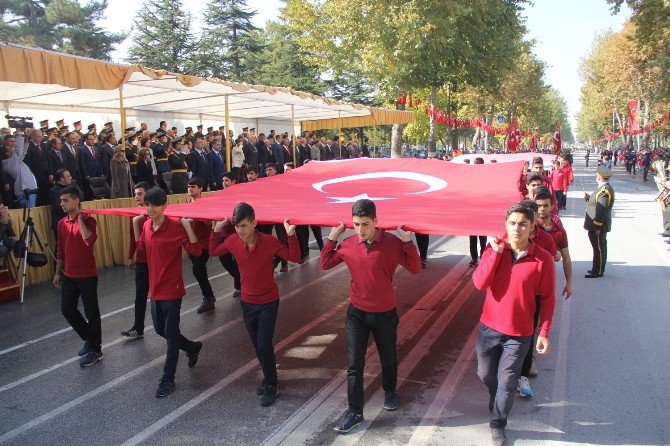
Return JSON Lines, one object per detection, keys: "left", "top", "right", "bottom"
{"left": 338, "top": 111, "right": 342, "bottom": 157}
{"left": 291, "top": 105, "right": 297, "bottom": 165}
{"left": 4, "top": 102, "right": 11, "bottom": 127}
{"left": 225, "top": 96, "right": 231, "bottom": 171}
{"left": 199, "top": 113, "right": 203, "bottom": 127}
{"left": 373, "top": 124, "right": 376, "bottom": 158}
{"left": 118, "top": 87, "right": 127, "bottom": 151}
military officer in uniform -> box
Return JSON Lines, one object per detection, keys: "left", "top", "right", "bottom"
{"left": 168, "top": 138, "right": 189, "bottom": 194}
{"left": 584, "top": 165, "right": 615, "bottom": 278}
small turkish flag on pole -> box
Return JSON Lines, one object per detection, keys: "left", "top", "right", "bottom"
{"left": 628, "top": 99, "right": 640, "bottom": 132}
{"left": 552, "top": 123, "right": 562, "bottom": 154}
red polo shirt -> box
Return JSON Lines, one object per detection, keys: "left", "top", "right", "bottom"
{"left": 539, "top": 215, "right": 568, "bottom": 250}
{"left": 320, "top": 229, "right": 422, "bottom": 312}
{"left": 128, "top": 215, "right": 147, "bottom": 263}
{"left": 473, "top": 242, "right": 556, "bottom": 337}
{"left": 56, "top": 214, "right": 97, "bottom": 278}
{"left": 136, "top": 218, "right": 197, "bottom": 300}
{"left": 209, "top": 230, "right": 300, "bottom": 304}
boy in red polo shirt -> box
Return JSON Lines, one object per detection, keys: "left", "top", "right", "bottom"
{"left": 473, "top": 203, "right": 556, "bottom": 446}
{"left": 133, "top": 187, "right": 202, "bottom": 398}
{"left": 320, "top": 199, "right": 421, "bottom": 434}
{"left": 209, "top": 202, "right": 299, "bottom": 407}
{"left": 52, "top": 186, "right": 102, "bottom": 367}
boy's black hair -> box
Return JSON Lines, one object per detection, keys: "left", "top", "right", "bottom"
{"left": 505, "top": 203, "right": 535, "bottom": 222}
{"left": 352, "top": 199, "right": 376, "bottom": 219}
{"left": 232, "top": 202, "right": 255, "bottom": 225}
{"left": 134, "top": 181, "right": 151, "bottom": 191}
{"left": 188, "top": 177, "right": 204, "bottom": 188}
{"left": 59, "top": 185, "right": 81, "bottom": 200}
{"left": 526, "top": 172, "right": 544, "bottom": 184}
{"left": 264, "top": 163, "right": 277, "bottom": 171}
{"left": 520, "top": 199, "right": 539, "bottom": 215}
{"left": 246, "top": 165, "right": 258, "bottom": 174}
{"left": 534, "top": 187, "right": 554, "bottom": 204}
{"left": 144, "top": 187, "right": 167, "bottom": 206}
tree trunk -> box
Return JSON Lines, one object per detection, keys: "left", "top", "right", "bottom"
{"left": 450, "top": 82, "right": 458, "bottom": 151}
{"left": 471, "top": 103, "right": 482, "bottom": 150}
{"left": 428, "top": 86, "right": 438, "bottom": 158}
{"left": 391, "top": 101, "right": 405, "bottom": 158}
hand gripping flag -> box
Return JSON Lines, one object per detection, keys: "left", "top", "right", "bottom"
{"left": 86, "top": 158, "right": 525, "bottom": 236}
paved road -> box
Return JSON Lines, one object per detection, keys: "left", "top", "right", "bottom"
{"left": 0, "top": 155, "right": 668, "bottom": 446}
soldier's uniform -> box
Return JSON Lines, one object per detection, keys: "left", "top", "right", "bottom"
{"left": 584, "top": 165, "right": 615, "bottom": 277}
{"left": 168, "top": 140, "right": 189, "bottom": 194}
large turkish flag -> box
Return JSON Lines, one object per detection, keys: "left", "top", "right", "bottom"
{"left": 86, "top": 158, "right": 525, "bottom": 236}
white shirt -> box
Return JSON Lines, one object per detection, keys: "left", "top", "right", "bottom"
{"left": 2, "top": 135, "right": 38, "bottom": 195}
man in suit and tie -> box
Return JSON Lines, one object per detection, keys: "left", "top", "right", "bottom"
{"left": 207, "top": 140, "right": 226, "bottom": 191}
{"left": 24, "top": 129, "right": 52, "bottom": 205}
{"left": 79, "top": 133, "right": 102, "bottom": 200}
{"left": 187, "top": 136, "right": 209, "bottom": 191}
{"left": 298, "top": 137, "right": 311, "bottom": 166}
{"left": 99, "top": 133, "right": 116, "bottom": 185}
{"left": 271, "top": 135, "right": 285, "bottom": 173}
{"left": 62, "top": 132, "right": 81, "bottom": 185}
{"left": 47, "top": 137, "right": 67, "bottom": 176}
{"left": 320, "top": 138, "right": 332, "bottom": 161}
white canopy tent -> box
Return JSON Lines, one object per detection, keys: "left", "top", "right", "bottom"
{"left": 0, "top": 43, "right": 413, "bottom": 163}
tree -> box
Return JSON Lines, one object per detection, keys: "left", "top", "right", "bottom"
{"left": 126, "top": 0, "right": 194, "bottom": 72}
{"left": 195, "top": 0, "right": 263, "bottom": 81}
{"left": 0, "top": 0, "right": 123, "bottom": 60}
{"left": 284, "top": 0, "right": 528, "bottom": 157}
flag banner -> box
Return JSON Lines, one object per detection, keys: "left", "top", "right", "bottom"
{"left": 552, "top": 123, "right": 562, "bottom": 154}
{"left": 86, "top": 158, "right": 525, "bottom": 236}
{"left": 628, "top": 99, "right": 640, "bottom": 132}
{"left": 452, "top": 152, "right": 556, "bottom": 170}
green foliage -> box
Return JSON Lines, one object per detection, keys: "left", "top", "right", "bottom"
{"left": 0, "top": 0, "right": 124, "bottom": 60}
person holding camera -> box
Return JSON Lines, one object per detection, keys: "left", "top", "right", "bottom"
{"left": 1, "top": 131, "right": 38, "bottom": 208}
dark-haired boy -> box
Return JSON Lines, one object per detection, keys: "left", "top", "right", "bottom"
{"left": 133, "top": 187, "right": 202, "bottom": 398}
{"left": 472, "top": 203, "right": 556, "bottom": 446}
{"left": 209, "top": 202, "right": 300, "bottom": 406}
{"left": 320, "top": 199, "right": 421, "bottom": 434}
{"left": 121, "top": 181, "right": 151, "bottom": 338}
{"left": 52, "top": 186, "right": 102, "bottom": 367}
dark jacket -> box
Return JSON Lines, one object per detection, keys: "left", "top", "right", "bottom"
{"left": 99, "top": 143, "right": 115, "bottom": 185}
{"left": 207, "top": 150, "right": 226, "bottom": 190}
{"left": 243, "top": 140, "right": 258, "bottom": 167}
{"left": 584, "top": 182, "right": 615, "bottom": 232}
{"left": 79, "top": 144, "right": 102, "bottom": 179}
{"left": 187, "top": 149, "right": 209, "bottom": 186}
{"left": 48, "top": 183, "right": 67, "bottom": 231}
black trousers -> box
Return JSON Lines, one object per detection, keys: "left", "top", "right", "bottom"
{"left": 520, "top": 296, "right": 541, "bottom": 378}
{"left": 588, "top": 229, "right": 608, "bottom": 275}
{"left": 151, "top": 298, "right": 198, "bottom": 381}
{"left": 61, "top": 275, "right": 102, "bottom": 352}
{"left": 345, "top": 304, "right": 399, "bottom": 415}
{"left": 310, "top": 226, "right": 324, "bottom": 251}
{"left": 274, "top": 224, "right": 288, "bottom": 268}
{"left": 415, "top": 233, "right": 429, "bottom": 261}
{"left": 189, "top": 249, "right": 214, "bottom": 299}
{"left": 218, "top": 253, "right": 241, "bottom": 291}
{"left": 241, "top": 299, "right": 279, "bottom": 387}
{"left": 469, "top": 236, "right": 487, "bottom": 261}
{"left": 296, "top": 225, "right": 310, "bottom": 259}
{"left": 134, "top": 262, "right": 149, "bottom": 331}
{"left": 476, "top": 323, "right": 531, "bottom": 428}
{"left": 555, "top": 190, "right": 566, "bottom": 209}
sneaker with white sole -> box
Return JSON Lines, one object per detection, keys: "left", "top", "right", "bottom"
{"left": 518, "top": 376, "right": 534, "bottom": 398}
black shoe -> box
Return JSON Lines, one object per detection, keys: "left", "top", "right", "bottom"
{"left": 188, "top": 342, "right": 203, "bottom": 368}
{"left": 120, "top": 327, "right": 144, "bottom": 338}
{"left": 334, "top": 411, "right": 364, "bottom": 434}
{"left": 155, "top": 378, "right": 175, "bottom": 398}
{"left": 491, "top": 426, "right": 508, "bottom": 446}
{"left": 660, "top": 232, "right": 670, "bottom": 237}
{"left": 256, "top": 380, "right": 267, "bottom": 396}
{"left": 299, "top": 255, "right": 309, "bottom": 264}
{"left": 79, "top": 350, "right": 102, "bottom": 367}
{"left": 196, "top": 296, "right": 215, "bottom": 313}
{"left": 383, "top": 389, "right": 399, "bottom": 410}
{"left": 232, "top": 289, "right": 242, "bottom": 298}
{"left": 468, "top": 259, "right": 478, "bottom": 267}
{"left": 584, "top": 273, "right": 603, "bottom": 278}
{"left": 260, "top": 384, "right": 278, "bottom": 406}
{"left": 78, "top": 340, "right": 90, "bottom": 357}
{"left": 421, "top": 259, "right": 427, "bottom": 269}
{"left": 489, "top": 395, "right": 495, "bottom": 414}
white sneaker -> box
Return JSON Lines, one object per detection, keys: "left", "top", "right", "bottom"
{"left": 518, "top": 376, "right": 534, "bottom": 398}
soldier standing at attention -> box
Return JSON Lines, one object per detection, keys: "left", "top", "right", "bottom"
{"left": 584, "top": 165, "right": 615, "bottom": 278}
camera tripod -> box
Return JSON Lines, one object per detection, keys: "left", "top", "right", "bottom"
{"left": 16, "top": 193, "right": 55, "bottom": 304}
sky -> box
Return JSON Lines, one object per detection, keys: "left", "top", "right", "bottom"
{"left": 104, "top": 0, "right": 631, "bottom": 133}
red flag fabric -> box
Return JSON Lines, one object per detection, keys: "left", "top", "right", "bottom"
{"left": 552, "top": 123, "right": 562, "bottom": 154}
{"left": 86, "top": 159, "right": 525, "bottom": 236}
{"left": 508, "top": 118, "right": 520, "bottom": 153}
{"left": 628, "top": 99, "right": 640, "bottom": 132}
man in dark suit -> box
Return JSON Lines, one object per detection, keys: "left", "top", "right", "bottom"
{"left": 24, "top": 129, "right": 52, "bottom": 205}
{"left": 79, "top": 133, "right": 102, "bottom": 200}
{"left": 47, "top": 138, "right": 67, "bottom": 176}
{"left": 320, "top": 138, "right": 332, "bottom": 161}
{"left": 187, "top": 136, "right": 209, "bottom": 191}
{"left": 99, "top": 133, "right": 116, "bottom": 185}
{"left": 243, "top": 134, "right": 258, "bottom": 168}
{"left": 298, "top": 137, "right": 311, "bottom": 166}
{"left": 207, "top": 141, "right": 226, "bottom": 190}
{"left": 62, "top": 132, "right": 81, "bottom": 186}
{"left": 271, "top": 135, "right": 285, "bottom": 173}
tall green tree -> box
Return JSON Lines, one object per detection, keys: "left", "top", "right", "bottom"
{"left": 126, "top": 0, "right": 193, "bottom": 72}
{"left": 0, "top": 0, "right": 123, "bottom": 60}
{"left": 195, "top": 0, "right": 263, "bottom": 81}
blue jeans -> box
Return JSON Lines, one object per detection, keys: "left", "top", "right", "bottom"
{"left": 151, "top": 298, "right": 199, "bottom": 381}
{"left": 17, "top": 193, "right": 37, "bottom": 208}
{"left": 476, "top": 323, "right": 531, "bottom": 428}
